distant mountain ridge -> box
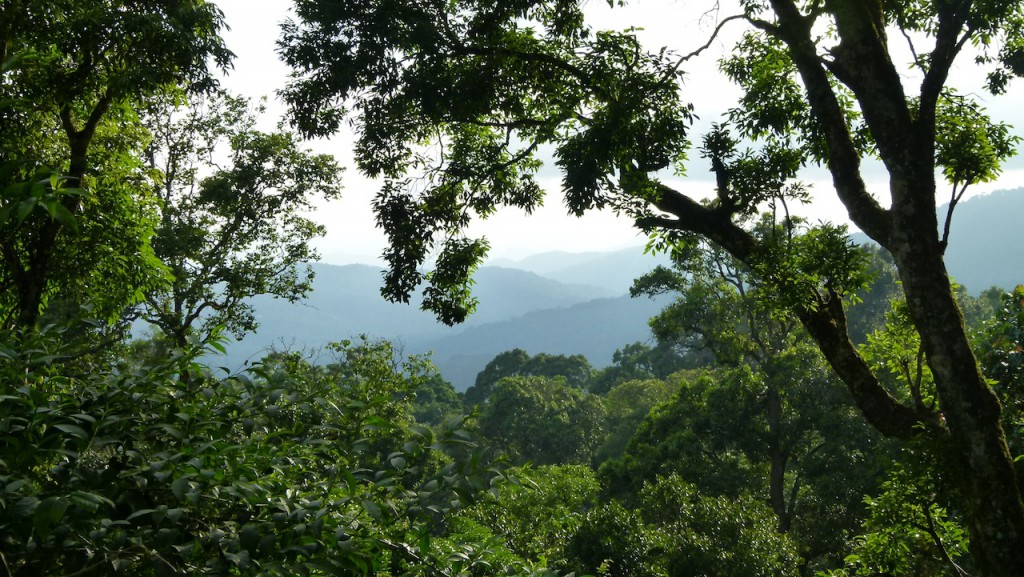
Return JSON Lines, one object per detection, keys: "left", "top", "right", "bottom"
{"left": 940, "top": 188, "right": 1024, "bottom": 292}
{"left": 220, "top": 253, "right": 666, "bottom": 388}
{"left": 212, "top": 188, "right": 1022, "bottom": 388}
{"left": 489, "top": 245, "right": 671, "bottom": 294}
{"left": 413, "top": 293, "right": 668, "bottom": 389}
{"left": 851, "top": 187, "right": 1024, "bottom": 293}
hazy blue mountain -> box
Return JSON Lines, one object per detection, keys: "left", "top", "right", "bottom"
{"left": 217, "top": 262, "right": 646, "bottom": 372}
{"left": 412, "top": 294, "right": 669, "bottom": 390}
{"left": 490, "top": 250, "right": 618, "bottom": 275}
{"left": 941, "top": 188, "right": 1024, "bottom": 292}
{"left": 490, "top": 245, "right": 671, "bottom": 294}
{"left": 851, "top": 187, "right": 1024, "bottom": 293}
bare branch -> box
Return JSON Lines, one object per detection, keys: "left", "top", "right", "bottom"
{"left": 672, "top": 14, "right": 748, "bottom": 68}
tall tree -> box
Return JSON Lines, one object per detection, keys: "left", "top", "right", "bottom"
{"left": 139, "top": 92, "right": 342, "bottom": 348}
{"left": 0, "top": 0, "right": 231, "bottom": 328}
{"left": 464, "top": 349, "right": 593, "bottom": 407}
{"left": 280, "top": 2, "right": 1024, "bottom": 573}
{"left": 625, "top": 237, "right": 889, "bottom": 546}
{"left": 477, "top": 375, "right": 606, "bottom": 466}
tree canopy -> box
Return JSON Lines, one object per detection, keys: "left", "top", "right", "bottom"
{"left": 139, "top": 91, "right": 342, "bottom": 347}
{"left": 0, "top": 0, "right": 231, "bottom": 328}
{"left": 280, "top": 1, "right": 1024, "bottom": 574}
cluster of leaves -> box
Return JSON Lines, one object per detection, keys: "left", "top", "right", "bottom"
{"left": 279, "top": 0, "right": 693, "bottom": 323}
{"left": 476, "top": 376, "right": 606, "bottom": 467}
{"left": 976, "top": 285, "right": 1024, "bottom": 456}
{"left": 0, "top": 328, "right": 541, "bottom": 576}
{"left": 0, "top": 0, "right": 232, "bottom": 329}
{"left": 464, "top": 345, "right": 681, "bottom": 468}
{"left": 139, "top": 90, "right": 342, "bottom": 347}
{"left": 463, "top": 348, "right": 594, "bottom": 407}
{"left": 820, "top": 449, "right": 971, "bottom": 577}
{"left": 460, "top": 465, "right": 799, "bottom": 577}
{"left": 565, "top": 474, "right": 800, "bottom": 577}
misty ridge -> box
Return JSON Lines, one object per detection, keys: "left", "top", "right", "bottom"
{"left": 214, "top": 187, "right": 1024, "bottom": 389}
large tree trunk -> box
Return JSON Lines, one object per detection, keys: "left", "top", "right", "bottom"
{"left": 13, "top": 103, "right": 107, "bottom": 329}
{"left": 766, "top": 385, "right": 793, "bottom": 533}
{"left": 890, "top": 201, "right": 1024, "bottom": 575}
{"left": 757, "top": 1, "right": 1024, "bottom": 572}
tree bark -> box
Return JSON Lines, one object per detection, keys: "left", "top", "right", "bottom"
{"left": 890, "top": 198, "right": 1024, "bottom": 575}
{"left": 759, "top": 1, "right": 1024, "bottom": 573}
{"left": 766, "top": 386, "right": 793, "bottom": 533}
{"left": 14, "top": 99, "right": 110, "bottom": 329}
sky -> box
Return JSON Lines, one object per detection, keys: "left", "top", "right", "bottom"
{"left": 214, "top": 0, "right": 1024, "bottom": 264}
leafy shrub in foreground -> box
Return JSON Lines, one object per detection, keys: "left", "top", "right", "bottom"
{"left": 0, "top": 329, "right": 546, "bottom": 576}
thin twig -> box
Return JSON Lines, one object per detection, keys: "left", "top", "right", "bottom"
{"left": 940, "top": 181, "right": 969, "bottom": 250}
{"left": 672, "top": 14, "right": 748, "bottom": 70}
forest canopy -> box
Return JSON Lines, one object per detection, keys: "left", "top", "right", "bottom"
{"left": 2, "top": 1, "right": 1024, "bottom": 576}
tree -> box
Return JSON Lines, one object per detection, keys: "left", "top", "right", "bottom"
{"left": 595, "top": 377, "right": 674, "bottom": 463}
{"left": 974, "top": 286, "right": 1024, "bottom": 459}
{"left": 280, "top": 3, "right": 1024, "bottom": 573}
{"left": 461, "top": 464, "right": 602, "bottom": 572}
{"left": 477, "top": 376, "right": 606, "bottom": 466}
{"left": 0, "top": 327, "right": 537, "bottom": 576}
{"left": 411, "top": 373, "right": 464, "bottom": 427}
{"left": 0, "top": 0, "right": 231, "bottom": 329}
{"left": 589, "top": 341, "right": 689, "bottom": 394}
{"left": 626, "top": 236, "right": 890, "bottom": 551}
{"left": 825, "top": 458, "right": 972, "bottom": 577}
{"left": 463, "top": 349, "right": 593, "bottom": 408}
{"left": 565, "top": 474, "right": 801, "bottom": 577}
{"left": 138, "top": 92, "right": 342, "bottom": 347}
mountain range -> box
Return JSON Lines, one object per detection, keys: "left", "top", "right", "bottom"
{"left": 211, "top": 188, "right": 1023, "bottom": 390}
{"left": 220, "top": 247, "right": 671, "bottom": 389}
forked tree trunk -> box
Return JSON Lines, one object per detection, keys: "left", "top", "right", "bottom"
{"left": 890, "top": 208, "right": 1024, "bottom": 576}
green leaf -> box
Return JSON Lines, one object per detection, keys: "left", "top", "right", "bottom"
{"left": 362, "top": 499, "right": 382, "bottom": 519}
{"left": 11, "top": 496, "right": 40, "bottom": 518}
{"left": 171, "top": 477, "right": 190, "bottom": 501}
{"left": 111, "top": 558, "right": 132, "bottom": 573}
{"left": 34, "top": 496, "right": 68, "bottom": 528}
{"left": 54, "top": 423, "right": 89, "bottom": 439}
{"left": 166, "top": 508, "right": 185, "bottom": 524}
{"left": 69, "top": 491, "right": 114, "bottom": 512}
{"left": 53, "top": 203, "right": 78, "bottom": 232}
{"left": 16, "top": 198, "right": 36, "bottom": 222}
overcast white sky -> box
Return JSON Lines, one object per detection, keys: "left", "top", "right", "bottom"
{"left": 214, "top": 0, "right": 1024, "bottom": 264}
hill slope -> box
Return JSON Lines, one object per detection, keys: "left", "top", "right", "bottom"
{"left": 941, "top": 188, "right": 1024, "bottom": 291}
{"left": 219, "top": 262, "right": 657, "bottom": 374}
{"left": 412, "top": 294, "right": 668, "bottom": 390}
{"left": 491, "top": 245, "right": 671, "bottom": 294}
{"left": 850, "top": 188, "right": 1024, "bottom": 293}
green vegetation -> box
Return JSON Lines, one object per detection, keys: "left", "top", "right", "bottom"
{"left": 280, "top": 1, "right": 1024, "bottom": 575}
{"left": 3, "top": 1, "right": 1024, "bottom": 576}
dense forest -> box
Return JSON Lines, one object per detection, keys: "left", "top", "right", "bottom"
{"left": 3, "top": 1, "right": 1024, "bottom": 576}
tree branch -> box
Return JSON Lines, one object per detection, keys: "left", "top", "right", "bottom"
{"left": 922, "top": 500, "right": 971, "bottom": 577}
{"left": 762, "top": 0, "right": 892, "bottom": 245}
{"left": 797, "top": 290, "right": 930, "bottom": 439}
{"left": 671, "top": 14, "right": 748, "bottom": 70}
{"left": 634, "top": 177, "right": 925, "bottom": 439}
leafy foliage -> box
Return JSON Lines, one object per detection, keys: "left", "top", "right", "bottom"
{"left": 139, "top": 91, "right": 342, "bottom": 346}
{"left": 595, "top": 378, "right": 675, "bottom": 463}
{"left": 476, "top": 376, "right": 606, "bottom": 466}
{"left": 565, "top": 475, "right": 801, "bottom": 577}
{"left": 279, "top": 0, "right": 692, "bottom": 323}
{"left": 0, "top": 0, "right": 231, "bottom": 328}
{"left": 462, "top": 464, "right": 601, "bottom": 571}
{"left": 463, "top": 348, "right": 594, "bottom": 408}
{"left": 0, "top": 329, "right": 528, "bottom": 576}
{"left": 821, "top": 455, "right": 971, "bottom": 577}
